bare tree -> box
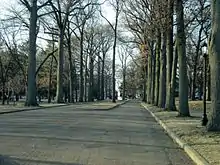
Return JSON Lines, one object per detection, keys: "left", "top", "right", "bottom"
{"left": 118, "top": 44, "right": 130, "bottom": 100}
{"left": 165, "top": 0, "right": 176, "bottom": 111}
{"left": 175, "top": 0, "right": 190, "bottom": 116}
{"left": 84, "top": 20, "right": 102, "bottom": 102}
{"left": 17, "top": 0, "right": 51, "bottom": 106}
{"left": 68, "top": 1, "right": 97, "bottom": 102}
{"left": 122, "top": 0, "right": 152, "bottom": 102}
{"left": 207, "top": 0, "right": 220, "bottom": 131}
{"left": 154, "top": 29, "right": 161, "bottom": 106}
{"left": 99, "top": 25, "right": 113, "bottom": 100}
{"left": 158, "top": 31, "right": 167, "bottom": 108}
{"left": 49, "top": 0, "right": 75, "bottom": 103}
{"left": 0, "top": 26, "right": 27, "bottom": 105}
{"left": 100, "top": 0, "right": 122, "bottom": 103}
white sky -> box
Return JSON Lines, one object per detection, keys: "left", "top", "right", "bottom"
{"left": 0, "top": 0, "right": 16, "bottom": 13}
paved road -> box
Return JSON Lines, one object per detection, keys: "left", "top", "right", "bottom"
{"left": 0, "top": 101, "right": 194, "bottom": 165}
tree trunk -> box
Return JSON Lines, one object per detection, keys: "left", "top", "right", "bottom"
{"left": 207, "top": 64, "right": 211, "bottom": 101}
{"left": 101, "top": 58, "right": 105, "bottom": 100}
{"left": 67, "top": 80, "right": 70, "bottom": 102}
{"left": 48, "top": 56, "right": 53, "bottom": 103}
{"left": 84, "top": 62, "right": 88, "bottom": 102}
{"left": 68, "top": 66, "right": 73, "bottom": 103}
{"left": 191, "top": 66, "right": 197, "bottom": 100}
{"left": 207, "top": 0, "right": 220, "bottom": 130}
{"left": 68, "top": 38, "right": 74, "bottom": 103}
{"left": 72, "top": 60, "right": 77, "bottom": 102}
{"left": 154, "top": 30, "right": 161, "bottom": 106}
{"left": 189, "top": 76, "right": 192, "bottom": 99}
{"left": 0, "top": 57, "right": 5, "bottom": 105}
{"left": 48, "top": 34, "right": 55, "bottom": 104}
{"left": 75, "top": 87, "right": 78, "bottom": 102}
{"left": 2, "top": 82, "right": 5, "bottom": 105}
{"left": 151, "top": 45, "right": 156, "bottom": 104}
{"left": 142, "top": 49, "right": 147, "bottom": 103}
{"left": 169, "top": 42, "right": 178, "bottom": 111}
{"left": 165, "top": 0, "right": 174, "bottom": 110}
{"left": 25, "top": 0, "right": 38, "bottom": 106}
{"left": 142, "top": 69, "right": 147, "bottom": 102}
{"left": 199, "top": 73, "right": 203, "bottom": 100}
{"left": 79, "top": 30, "right": 84, "bottom": 102}
{"left": 105, "top": 75, "right": 108, "bottom": 99}
{"left": 75, "top": 75, "right": 78, "bottom": 102}
{"left": 112, "top": 30, "right": 117, "bottom": 103}
{"left": 108, "top": 76, "right": 111, "bottom": 99}
{"left": 122, "top": 68, "right": 126, "bottom": 100}
{"left": 55, "top": 28, "right": 65, "bottom": 103}
{"left": 158, "top": 32, "right": 167, "bottom": 108}
{"left": 176, "top": 0, "right": 190, "bottom": 116}
{"left": 66, "top": 20, "right": 74, "bottom": 103}
{"left": 97, "top": 56, "right": 101, "bottom": 100}
{"left": 192, "top": 25, "right": 203, "bottom": 100}
{"left": 88, "top": 57, "right": 94, "bottom": 102}
{"left": 147, "top": 43, "right": 152, "bottom": 104}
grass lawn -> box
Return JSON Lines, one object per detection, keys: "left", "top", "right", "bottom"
{"left": 143, "top": 100, "right": 220, "bottom": 165}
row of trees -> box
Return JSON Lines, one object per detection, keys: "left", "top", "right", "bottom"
{"left": 121, "top": 0, "right": 220, "bottom": 131}
{"left": 0, "top": 0, "right": 124, "bottom": 105}
{"left": 1, "top": 0, "right": 220, "bottom": 131}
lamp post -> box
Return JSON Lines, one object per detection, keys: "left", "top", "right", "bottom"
{"left": 202, "top": 42, "right": 208, "bottom": 126}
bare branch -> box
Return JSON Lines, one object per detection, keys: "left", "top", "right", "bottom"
{"left": 37, "top": 0, "right": 52, "bottom": 11}
{"left": 19, "top": 0, "right": 31, "bottom": 11}
{"left": 99, "top": 10, "right": 115, "bottom": 30}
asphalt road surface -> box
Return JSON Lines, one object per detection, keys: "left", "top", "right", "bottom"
{"left": 0, "top": 101, "right": 194, "bottom": 165}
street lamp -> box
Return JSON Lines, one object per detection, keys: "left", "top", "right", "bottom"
{"left": 201, "top": 42, "right": 208, "bottom": 126}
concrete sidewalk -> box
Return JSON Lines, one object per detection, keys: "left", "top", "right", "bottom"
{"left": 142, "top": 102, "right": 220, "bottom": 165}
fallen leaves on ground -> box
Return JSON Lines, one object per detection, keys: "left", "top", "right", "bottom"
{"left": 143, "top": 101, "right": 220, "bottom": 165}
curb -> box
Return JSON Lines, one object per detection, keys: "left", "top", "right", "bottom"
{"left": 90, "top": 99, "right": 129, "bottom": 111}
{"left": 105, "top": 99, "right": 129, "bottom": 110}
{"left": 141, "top": 103, "right": 210, "bottom": 165}
{"left": 0, "top": 104, "right": 70, "bottom": 115}
{"left": 0, "top": 100, "right": 129, "bottom": 115}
